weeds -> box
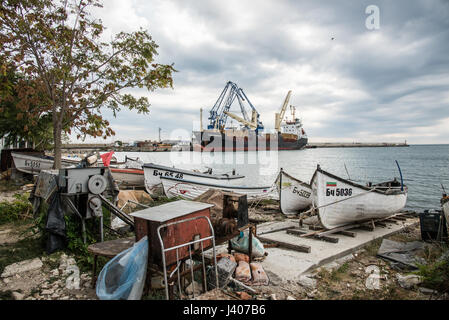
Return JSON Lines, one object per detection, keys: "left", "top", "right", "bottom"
{"left": 364, "top": 238, "right": 383, "bottom": 257}
{"left": 0, "top": 193, "right": 32, "bottom": 225}
{"left": 416, "top": 253, "right": 449, "bottom": 294}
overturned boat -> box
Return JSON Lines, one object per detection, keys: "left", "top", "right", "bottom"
{"left": 160, "top": 176, "right": 275, "bottom": 201}
{"left": 143, "top": 163, "right": 244, "bottom": 196}
{"left": 276, "top": 168, "right": 312, "bottom": 215}
{"left": 311, "top": 165, "right": 408, "bottom": 229}
{"left": 11, "top": 152, "right": 81, "bottom": 174}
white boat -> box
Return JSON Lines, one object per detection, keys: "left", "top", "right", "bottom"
{"left": 11, "top": 152, "right": 80, "bottom": 174}
{"left": 110, "top": 167, "right": 145, "bottom": 188}
{"left": 442, "top": 195, "right": 449, "bottom": 231}
{"left": 276, "top": 168, "right": 312, "bottom": 215}
{"left": 143, "top": 163, "right": 245, "bottom": 196}
{"left": 311, "top": 165, "right": 408, "bottom": 229}
{"left": 160, "top": 176, "right": 276, "bottom": 201}
{"left": 108, "top": 156, "right": 145, "bottom": 188}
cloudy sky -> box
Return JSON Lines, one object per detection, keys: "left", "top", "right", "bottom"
{"left": 81, "top": 0, "right": 449, "bottom": 144}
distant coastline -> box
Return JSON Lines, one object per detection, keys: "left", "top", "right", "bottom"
{"left": 305, "top": 142, "right": 409, "bottom": 149}
{"left": 59, "top": 141, "right": 410, "bottom": 153}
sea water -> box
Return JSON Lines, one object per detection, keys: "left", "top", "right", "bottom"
{"left": 113, "top": 144, "right": 449, "bottom": 212}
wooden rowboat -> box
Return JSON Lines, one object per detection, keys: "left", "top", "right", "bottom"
{"left": 276, "top": 168, "right": 312, "bottom": 215}
{"left": 143, "top": 163, "right": 244, "bottom": 196}
{"left": 311, "top": 165, "right": 408, "bottom": 229}
{"left": 160, "top": 176, "right": 276, "bottom": 201}
{"left": 11, "top": 152, "right": 80, "bottom": 174}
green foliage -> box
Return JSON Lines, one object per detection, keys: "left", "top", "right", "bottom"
{"left": 0, "top": 193, "right": 32, "bottom": 224}
{"left": 416, "top": 254, "right": 449, "bottom": 294}
{"left": 0, "top": 65, "right": 54, "bottom": 150}
{"left": 150, "top": 195, "right": 182, "bottom": 207}
{"left": 0, "top": 0, "right": 175, "bottom": 166}
{"left": 337, "top": 261, "right": 350, "bottom": 274}
{"left": 33, "top": 197, "right": 116, "bottom": 272}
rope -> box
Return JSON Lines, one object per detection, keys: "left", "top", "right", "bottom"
{"left": 248, "top": 178, "right": 279, "bottom": 213}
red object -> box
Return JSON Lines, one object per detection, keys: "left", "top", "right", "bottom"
{"left": 132, "top": 200, "right": 213, "bottom": 267}
{"left": 100, "top": 151, "right": 114, "bottom": 167}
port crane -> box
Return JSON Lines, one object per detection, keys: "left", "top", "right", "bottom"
{"left": 223, "top": 109, "right": 258, "bottom": 129}
{"left": 274, "top": 90, "right": 292, "bottom": 132}
{"left": 207, "top": 81, "right": 264, "bottom": 132}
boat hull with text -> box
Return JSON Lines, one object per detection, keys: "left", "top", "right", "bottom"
{"left": 143, "top": 163, "right": 244, "bottom": 196}
{"left": 160, "top": 176, "right": 276, "bottom": 201}
{"left": 11, "top": 152, "right": 80, "bottom": 174}
{"left": 311, "top": 166, "right": 408, "bottom": 229}
{"left": 276, "top": 169, "right": 312, "bottom": 215}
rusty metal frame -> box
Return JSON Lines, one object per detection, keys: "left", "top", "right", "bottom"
{"left": 157, "top": 215, "right": 219, "bottom": 300}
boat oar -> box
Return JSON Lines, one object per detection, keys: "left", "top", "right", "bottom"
{"left": 395, "top": 160, "right": 404, "bottom": 191}
{"left": 441, "top": 182, "right": 447, "bottom": 196}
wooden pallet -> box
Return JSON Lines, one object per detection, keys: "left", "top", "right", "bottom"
{"left": 296, "top": 213, "right": 417, "bottom": 240}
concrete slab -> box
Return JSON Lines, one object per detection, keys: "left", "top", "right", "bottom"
{"left": 259, "top": 218, "right": 418, "bottom": 282}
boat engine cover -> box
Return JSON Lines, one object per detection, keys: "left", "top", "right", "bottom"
{"left": 88, "top": 175, "right": 108, "bottom": 194}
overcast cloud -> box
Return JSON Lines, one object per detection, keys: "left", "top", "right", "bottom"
{"left": 79, "top": 0, "right": 449, "bottom": 144}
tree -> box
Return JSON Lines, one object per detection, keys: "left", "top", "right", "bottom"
{"left": 0, "top": 63, "right": 54, "bottom": 150}
{"left": 0, "top": 0, "right": 175, "bottom": 168}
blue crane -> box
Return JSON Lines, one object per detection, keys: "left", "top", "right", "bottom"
{"left": 207, "top": 81, "right": 264, "bottom": 132}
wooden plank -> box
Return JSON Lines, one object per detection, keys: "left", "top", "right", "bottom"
{"left": 314, "top": 223, "right": 363, "bottom": 236}
{"left": 286, "top": 229, "right": 339, "bottom": 243}
{"left": 391, "top": 216, "right": 407, "bottom": 221}
{"left": 401, "top": 213, "right": 418, "bottom": 218}
{"left": 307, "top": 225, "right": 324, "bottom": 231}
{"left": 257, "top": 226, "right": 296, "bottom": 236}
{"left": 257, "top": 236, "right": 311, "bottom": 253}
{"left": 358, "top": 224, "right": 375, "bottom": 231}
{"left": 374, "top": 221, "right": 388, "bottom": 227}
{"left": 286, "top": 229, "right": 307, "bottom": 236}
{"left": 384, "top": 218, "right": 399, "bottom": 224}
{"left": 336, "top": 230, "right": 357, "bottom": 237}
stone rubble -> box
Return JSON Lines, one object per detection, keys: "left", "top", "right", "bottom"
{"left": 1, "top": 258, "right": 43, "bottom": 278}
{"left": 396, "top": 274, "right": 422, "bottom": 289}
{"left": 0, "top": 252, "right": 95, "bottom": 301}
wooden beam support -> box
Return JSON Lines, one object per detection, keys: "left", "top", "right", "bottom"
{"left": 358, "top": 224, "right": 375, "bottom": 231}
{"left": 336, "top": 230, "right": 357, "bottom": 237}
{"left": 374, "top": 221, "right": 388, "bottom": 227}
{"left": 307, "top": 225, "right": 324, "bottom": 231}
{"left": 257, "top": 236, "right": 311, "bottom": 253}
{"left": 287, "top": 228, "right": 339, "bottom": 243}
{"left": 257, "top": 226, "right": 296, "bottom": 236}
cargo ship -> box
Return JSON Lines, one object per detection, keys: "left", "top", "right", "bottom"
{"left": 192, "top": 81, "right": 308, "bottom": 151}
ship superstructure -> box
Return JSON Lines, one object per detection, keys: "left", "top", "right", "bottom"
{"left": 192, "top": 81, "right": 307, "bottom": 151}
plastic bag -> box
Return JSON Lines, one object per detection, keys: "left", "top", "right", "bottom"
{"left": 230, "top": 232, "right": 265, "bottom": 257}
{"left": 96, "top": 236, "right": 148, "bottom": 300}
{"left": 45, "top": 193, "right": 67, "bottom": 254}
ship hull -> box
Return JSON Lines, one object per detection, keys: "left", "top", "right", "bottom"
{"left": 192, "top": 131, "right": 308, "bottom": 152}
